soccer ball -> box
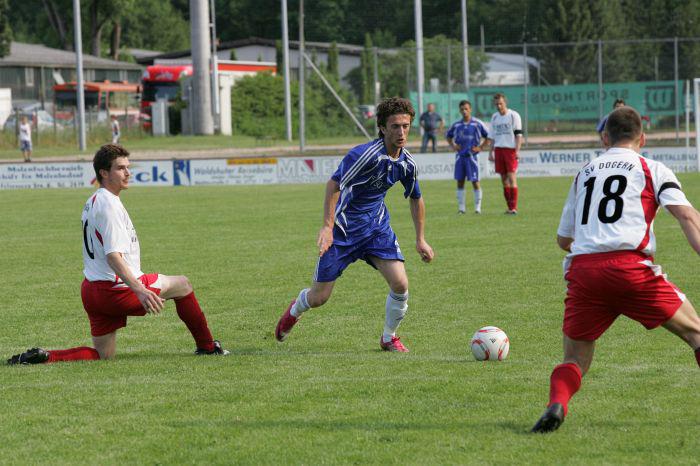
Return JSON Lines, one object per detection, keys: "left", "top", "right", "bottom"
{"left": 470, "top": 326, "right": 510, "bottom": 361}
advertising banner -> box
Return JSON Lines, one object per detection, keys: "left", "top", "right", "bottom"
{"left": 0, "top": 147, "right": 696, "bottom": 190}
{"left": 411, "top": 80, "right": 684, "bottom": 125}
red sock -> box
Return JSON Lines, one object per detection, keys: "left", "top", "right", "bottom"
{"left": 548, "top": 363, "right": 582, "bottom": 416}
{"left": 175, "top": 292, "right": 215, "bottom": 351}
{"left": 503, "top": 187, "right": 511, "bottom": 209}
{"left": 695, "top": 348, "right": 700, "bottom": 368}
{"left": 511, "top": 186, "right": 518, "bottom": 211}
{"left": 47, "top": 347, "right": 100, "bottom": 363}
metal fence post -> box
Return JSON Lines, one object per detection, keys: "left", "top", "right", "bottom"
{"left": 523, "top": 42, "right": 528, "bottom": 145}
{"left": 674, "top": 36, "right": 679, "bottom": 142}
{"left": 598, "top": 40, "right": 603, "bottom": 121}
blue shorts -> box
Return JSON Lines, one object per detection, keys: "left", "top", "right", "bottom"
{"left": 314, "top": 228, "right": 404, "bottom": 282}
{"left": 454, "top": 156, "right": 479, "bottom": 182}
{"left": 20, "top": 140, "right": 32, "bottom": 152}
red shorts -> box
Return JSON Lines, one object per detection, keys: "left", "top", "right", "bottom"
{"left": 494, "top": 147, "right": 518, "bottom": 174}
{"left": 81, "top": 274, "right": 162, "bottom": 337}
{"left": 563, "top": 251, "right": 684, "bottom": 341}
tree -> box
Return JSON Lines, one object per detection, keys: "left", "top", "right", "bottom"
{"left": 0, "top": 0, "right": 12, "bottom": 57}
{"left": 360, "top": 33, "right": 373, "bottom": 103}
{"left": 327, "top": 41, "right": 339, "bottom": 80}
{"left": 535, "top": 0, "right": 597, "bottom": 84}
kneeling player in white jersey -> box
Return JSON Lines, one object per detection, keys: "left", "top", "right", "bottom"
{"left": 532, "top": 107, "right": 700, "bottom": 432}
{"left": 8, "top": 144, "right": 229, "bottom": 365}
{"left": 275, "top": 97, "right": 435, "bottom": 352}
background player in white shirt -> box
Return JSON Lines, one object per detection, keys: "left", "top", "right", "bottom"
{"left": 8, "top": 144, "right": 229, "bottom": 365}
{"left": 532, "top": 107, "right": 700, "bottom": 433}
{"left": 110, "top": 114, "right": 121, "bottom": 144}
{"left": 19, "top": 115, "right": 32, "bottom": 162}
{"left": 486, "top": 93, "right": 522, "bottom": 214}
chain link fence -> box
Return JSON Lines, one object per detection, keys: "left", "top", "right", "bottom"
{"left": 375, "top": 37, "right": 700, "bottom": 140}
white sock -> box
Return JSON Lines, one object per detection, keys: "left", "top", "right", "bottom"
{"left": 473, "top": 189, "right": 482, "bottom": 212}
{"left": 383, "top": 290, "right": 408, "bottom": 342}
{"left": 457, "top": 188, "right": 466, "bottom": 211}
{"left": 290, "top": 288, "right": 310, "bottom": 318}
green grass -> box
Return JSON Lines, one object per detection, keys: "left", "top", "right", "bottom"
{"left": 1, "top": 176, "right": 699, "bottom": 465}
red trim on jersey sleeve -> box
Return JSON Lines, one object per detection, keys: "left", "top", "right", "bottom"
{"left": 636, "top": 157, "right": 659, "bottom": 251}
{"left": 91, "top": 194, "right": 97, "bottom": 206}
{"left": 95, "top": 229, "right": 104, "bottom": 245}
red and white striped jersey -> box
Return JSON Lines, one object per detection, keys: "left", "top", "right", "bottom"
{"left": 558, "top": 147, "right": 690, "bottom": 257}
{"left": 81, "top": 188, "right": 143, "bottom": 282}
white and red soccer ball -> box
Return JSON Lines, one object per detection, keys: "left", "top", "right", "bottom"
{"left": 470, "top": 326, "right": 510, "bottom": 361}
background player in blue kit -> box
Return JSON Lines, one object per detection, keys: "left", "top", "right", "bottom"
{"left": 275, "top": 97, "right": 435, "bottom": 352}
{"left": 446, "top": 100, "right": 489, "bottom": 214}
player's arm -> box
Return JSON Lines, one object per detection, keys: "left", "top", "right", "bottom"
{"left": 557, "top": 235, "right": 574, "bottom": 252}
{"left": 667, "top": 204, "right": 700, "bottom": 255}
{"left": 409, "top": 196, "right": 434, "bottom": 263}
{"left": 487, "top": 137, "right": 495, "bottom": 161}
{"left": 513, "top": 112, "right": 523, "bottom": 156}
{"left": 106, "top": 252, "right": 164, "bottom": 313}
{"left": 317, "top": 179, "right": 340, "bottom": 257}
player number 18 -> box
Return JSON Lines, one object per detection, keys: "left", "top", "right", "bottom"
{"left": 581, "top": 175, "right": 627, "bottom": 225}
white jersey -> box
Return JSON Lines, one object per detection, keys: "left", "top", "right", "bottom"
{"left": 111, "top": 119, "right": 120, "bottom": 143}
{"left": 488, "top": 109, "right": 522, "bottom": 148}
{"left": 558, "top": 147, "right": 690, "bottom": 259}
{"left": 19, "top": 122, "right": 31, "bottom": 142}
{"left": 82, "top": 187, "right": 143, "bottom": 282}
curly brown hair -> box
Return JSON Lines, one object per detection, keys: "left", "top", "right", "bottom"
{"left": 376, "top": 97, "right": 415, "bottom": 137}
{"left": 93, "top": 144, "right": 130, "bottom": 183}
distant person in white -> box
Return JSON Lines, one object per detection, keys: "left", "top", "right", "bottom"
{"left": 532, "top": 106, "right": 700, "bottom": 433}
{"left": 486, "top": 93, "right": 522, "bottom": 214}
{"left": 110, "top": 114, "right": 121, "bottom": 144}
{"left": 19, "top": 115, "right": 32, "bottom": 162}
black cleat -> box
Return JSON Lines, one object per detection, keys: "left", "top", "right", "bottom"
{"left": 7, "top": 348, "right": 49, "bottom": 365}
{"left": 531, "top": 403, "right": 565, "bottom": 433}
{"left": 194, "top": 340, "right": 230, "bottom": 356}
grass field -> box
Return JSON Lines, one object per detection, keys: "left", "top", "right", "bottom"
{"left": 1, "top": 176, "right": 699, "bottom": 465}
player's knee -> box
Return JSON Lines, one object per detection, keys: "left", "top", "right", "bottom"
{"left": 176, "top": 275, "right": 193, "bottom": 295}
{"left": 391, "top": 279, "right": 408, "bottom": 295}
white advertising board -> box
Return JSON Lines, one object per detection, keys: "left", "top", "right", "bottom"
{"left": 0, "top": 147, "right": 695, "bottom": 190}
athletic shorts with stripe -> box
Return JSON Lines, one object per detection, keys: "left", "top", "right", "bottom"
{"left": 81, "top": 273, "right": 163, "bottom": 336}
{"left": 494, "top": 147, "right": 518, "bottom": 174}
{"left": 563, "top": 251, "right": 685, "bottom": 341}
{"left": 314, "top": 228, "right": 404, "bottom": 282}
{"left": 454, "top": 156, "right": 479, "bottom": 182}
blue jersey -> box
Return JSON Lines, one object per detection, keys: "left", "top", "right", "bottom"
{"left": 596, "top": 114, "right": 609, "bottom": 134}
{"left": 330, "top": 138, "right": 421, "bottom": 246}
{"left": 446, "top": 117, "right": 489, "bottom": 157}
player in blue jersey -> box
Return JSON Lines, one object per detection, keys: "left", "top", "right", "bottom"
{"left": 446, "top": 100, "right": 489, "bottom": 214}
{"left": 596, "top": 98, "right": 625, "bottom": 144}
{"left": 275, "top": 97, "right": 435, "bottom": 352}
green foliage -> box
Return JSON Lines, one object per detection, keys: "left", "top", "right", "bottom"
{"left": 360, "top": 34, "right": 374, "bottom": 104}
{"left": 327, "top": 41, "right": 339, "bottom": 80}
{"left": 231, "top": 71, "right": 360, "bottom": 140}
{"left": 0, "top": 0, "right": 11, "bottom": 57}
{"left": 230, "top": 48, "right": 238, "bottom": 61}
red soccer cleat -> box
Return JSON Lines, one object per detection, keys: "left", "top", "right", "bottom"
{"left": 275, "top": 300, "right": 299, "bottom": 342}
{"left": 380, "top": 335, "right": 409, "bottom": 352}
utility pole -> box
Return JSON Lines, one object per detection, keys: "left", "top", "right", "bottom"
{"left": 190, "top": 0, "right": 214, "bottom": 135}
{"left": 209, "top": 0, "right": 220, "bottom": 131}
{"left": 281, "top": 0, "right": 292, "bottom": 141}
{"left": 299, "top": 0, "right": 305, "bottom": 151}
{"left": 72, "top": 0, "right": 86, "bottom": 151}
{"left": 461, "top": 0, "right": 470, "bottom": 92}
{"left": 414, "top": 0, "right": 425, "bottom": 118}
